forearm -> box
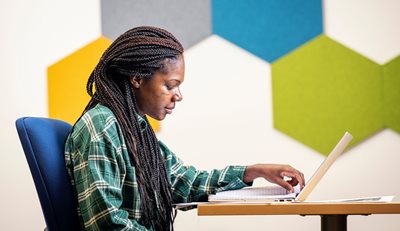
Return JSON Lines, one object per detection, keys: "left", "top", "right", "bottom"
{"left": 171, "top": 165, "right": 251, "bottom": 202}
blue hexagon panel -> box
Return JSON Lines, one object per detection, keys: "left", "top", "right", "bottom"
{"left": 101, "top": 0, "right": 212, "bottom": 49}
{"left": 212, "top": 0, "right": 323, "bottom": 62}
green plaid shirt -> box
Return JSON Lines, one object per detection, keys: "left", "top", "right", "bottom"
{"left": 65, "top": 104, "right": 249, "bottom": 230}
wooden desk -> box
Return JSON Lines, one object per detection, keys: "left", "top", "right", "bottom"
{"left": 197, "top": 202, "right": 400, "bottom": 231}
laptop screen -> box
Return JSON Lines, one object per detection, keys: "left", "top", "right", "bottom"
{"left": 295, "top": 132, "right": 353, "bottom": 201}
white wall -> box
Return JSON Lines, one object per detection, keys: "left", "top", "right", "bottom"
{"left": 1, "top": 0, "right": 399, "bottom": 230}
{"left": 0, "top": 0, "right": 101, "bottom": 230}
{"left": 324, "top": 0, "right": 400, "bottom": 64}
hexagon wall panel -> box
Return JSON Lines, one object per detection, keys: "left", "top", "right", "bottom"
{"left": 48, "top": 36, "right": 160, "bottom": 131}
{"left": 272, "top": 35, "right": 383, "bottom": 155}
{"left": 212, "top": 0, "right": 322, "bottom": 62}
{"left": 48, "top": 37, "right": 111, "bottom": 125}
{"left": 383, "top": 56, "right": 400, "bottom": 133}
{"left": 101, "top": 0, "right": 211, "bottom": 49}
{"left": 324, "top": 0, "right": 400, "bottom": 64}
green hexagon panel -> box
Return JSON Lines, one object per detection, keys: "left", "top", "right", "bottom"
{"left": 383, "top": 56, "right": 400, "bottom": 133}
{"left": 272, "top": 35, "right": 384, "bottom": 155}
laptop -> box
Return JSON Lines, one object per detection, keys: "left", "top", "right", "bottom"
{"left": 208, "top": 131, "right": 353, "bottom": 202}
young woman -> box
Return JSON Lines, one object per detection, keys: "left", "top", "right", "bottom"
{"left": 65, "top": 26, "right": 304, "bottom": 231}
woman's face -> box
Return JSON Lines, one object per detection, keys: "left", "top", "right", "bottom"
{"left": 131, "top": 55, "right": 185, "bottom": 121}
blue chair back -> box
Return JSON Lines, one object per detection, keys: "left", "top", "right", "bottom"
{"left": 16, "top": 117, "right": 80, "bottom": 231}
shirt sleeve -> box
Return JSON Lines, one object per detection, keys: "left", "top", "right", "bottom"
{"left": 68, "top": 115, "right": 151, "bottom": 231}
{"left": 159, "top": 141, "right": 252, "bottom": 203}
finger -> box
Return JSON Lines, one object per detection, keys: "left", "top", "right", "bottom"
{"left": 299, "top": 171, "right": 305, "bottom": 189}
{"left": 280, "top": 171, "right": 298, "bottom": 180}
{"left": 275, "top": 177, "right": 294, "bottom": 193}
{"left": 294, "top": 170, "right": 305, "bottom": 189}
{"left": 287, "top": 177, "right": 299, "bottom": 186}
{"left": 282, "top": 171, "right": 304, "bottom": 189}
{"left": 293, "top": 172, "right": 305, "bottom": 189}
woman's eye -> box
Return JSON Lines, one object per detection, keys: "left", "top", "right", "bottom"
{"left": 166, "top": 84, "right": 174, "bottom": 90}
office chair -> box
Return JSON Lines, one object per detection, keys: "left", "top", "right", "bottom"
{"left": 16, "top": 117, "right": 80, "bottom": 231}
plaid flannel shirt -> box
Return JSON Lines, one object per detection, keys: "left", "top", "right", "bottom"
{"left": 65, "top": 104, "right": 249, "bottom": 230}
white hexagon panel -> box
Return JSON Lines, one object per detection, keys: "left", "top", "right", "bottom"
{"left": 324, "top": 0, "right": 400, "bottom": 64}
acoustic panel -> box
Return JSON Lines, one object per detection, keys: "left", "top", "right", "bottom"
{"left": 101, "top": 0, "right": 211, "bottom": 49}
{"left": 212, "top": 0, "right": 323, "bottom": 62}
{"left": 383, "top": 56, "right": 400, "bottom": 133}
{"left": 272, "top": 35, "right": 383, "bottom": 155}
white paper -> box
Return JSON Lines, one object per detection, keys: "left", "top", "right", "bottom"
{"left": 300, "top": 196, "right": 395, "bottom": 203}
{"left": 208, "top": 185, "right": 299, "bottom": 202}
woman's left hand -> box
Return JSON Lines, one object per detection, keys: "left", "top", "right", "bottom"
{"left": 243, "top": 164, "right": 305, "bottom": 193}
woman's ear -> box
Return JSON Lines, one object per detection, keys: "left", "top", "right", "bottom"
{"left": 130, "top": 76, "right": 142, "bottom": 89}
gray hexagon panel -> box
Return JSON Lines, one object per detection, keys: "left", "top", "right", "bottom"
{"left": 101, "top": 0, "right": 211, "bottom": 49}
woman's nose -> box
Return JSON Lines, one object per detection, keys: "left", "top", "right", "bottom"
{"left": 174, "top": 88, "right": 183, "bottom": 102}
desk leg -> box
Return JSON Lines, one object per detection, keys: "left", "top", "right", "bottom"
{"left": 321, "top": 215, "right": 347, "bottom": 231}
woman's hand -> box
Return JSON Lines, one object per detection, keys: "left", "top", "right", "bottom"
{"left": 243, "top": 164, "right": 305, "bottom": 193}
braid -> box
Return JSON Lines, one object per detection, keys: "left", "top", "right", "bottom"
{"left": 83, "top": 26, "right": 183, "bottom": 231}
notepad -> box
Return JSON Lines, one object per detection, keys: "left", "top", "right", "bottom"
{"left": 208, "top": 185, "right": 300, "bottom": 202}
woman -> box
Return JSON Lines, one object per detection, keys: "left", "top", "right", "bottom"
{"left": 65, "top": 26, "right": 304, "bottom": 231}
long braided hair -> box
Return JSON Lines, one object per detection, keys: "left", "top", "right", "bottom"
{"left": 83, "top": 26, "right": 183, "bottom": 230}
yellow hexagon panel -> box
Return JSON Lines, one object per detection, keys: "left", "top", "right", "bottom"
{"left": 47, "top": 36, "right": 160, "bottom": 131}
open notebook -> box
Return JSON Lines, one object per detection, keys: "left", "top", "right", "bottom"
{"left": 208, "top": 132, "right": 353, "bottom": 203}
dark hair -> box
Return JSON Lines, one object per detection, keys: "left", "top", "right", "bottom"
{"left": 83, "top": 26, "right": 183, "bottom": 231}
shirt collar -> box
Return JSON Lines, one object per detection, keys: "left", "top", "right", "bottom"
{"left": 135, "top": 114, "right": 148, "bottom": 132}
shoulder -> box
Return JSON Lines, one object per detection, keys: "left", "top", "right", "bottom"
{"left": 71, "top": 104, "right": 122, "bottom": 142}
{"left": 158, "top": 140, "right": 170, "bottom": 157}
{"left": 158, "top": 140, "right": 181, "bottom": 163}
{"left": 81, "top": 104, "right": 116, "bottom": 126}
